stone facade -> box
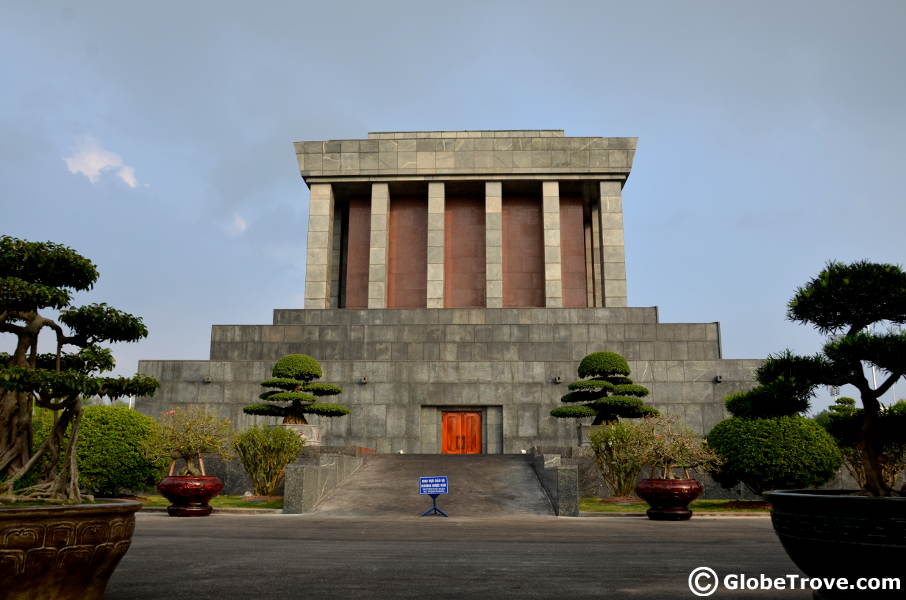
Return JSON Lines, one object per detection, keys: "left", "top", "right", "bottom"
{"left": 136, "top": 129, "right": 759, "bottom": 452}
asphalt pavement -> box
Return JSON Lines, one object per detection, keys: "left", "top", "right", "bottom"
{"left": 106, "top": 513, "right": 811, "bottom": 599}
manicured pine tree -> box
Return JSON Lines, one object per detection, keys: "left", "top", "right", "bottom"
{"left": 551, "top": 351, "right": 658, "bottom": 425}
{"left": 243, "top": 353, "right": 349, "bottom": 423}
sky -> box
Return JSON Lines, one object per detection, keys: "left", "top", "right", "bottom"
{"left": 2, "top": 1, "right": 905, "bottom": 413}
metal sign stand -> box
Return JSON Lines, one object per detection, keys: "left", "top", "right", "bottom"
{"left": 419, "top": 476, "right": 449, "bottom": 517}
{"left": 421, "top": 493, "right": 448, "bottom": 517}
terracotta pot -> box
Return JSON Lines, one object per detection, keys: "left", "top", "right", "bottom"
{"left": 635, "top": 478, "right": 703, "bottom": 521}
{"left": 765, "top": 489, "right": 906, "bottom": 599}
{"left": 157, "top": 475, "right": 223, "bottom": 517}
{"left": 0, "top": 498, "right": 141, "bottom": 600}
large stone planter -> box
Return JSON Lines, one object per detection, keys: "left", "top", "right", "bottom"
{"left": 577, "top": 424, "right": 601, "bottom": 446}
{"left": 0, "top": 498, "right": 141, "bottom": 600}
{"left": 765, "top": 490, "right": 906, "bottom": 599}
{"left": 282, "top": 423, "right": 323, "bottom": 446}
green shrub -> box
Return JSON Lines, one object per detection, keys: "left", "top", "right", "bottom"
{"left": 234, "top": 425, "right": 305, "bottom": 496}
{"left": 707, "top": 416, "right": 841, "bottom": 495}
{"left": 30, "top": 405, "right": 167, "bottom": 495}
{"left": 589, "top": 421, "right": 649, "bottom": 497}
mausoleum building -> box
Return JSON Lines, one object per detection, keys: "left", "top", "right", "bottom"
{"left": 137, "top": 130, "right": 759, "bottom": 453}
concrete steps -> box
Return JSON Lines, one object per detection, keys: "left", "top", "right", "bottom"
{"left": 310, "top": 454, "right": 554, "bottom": 518}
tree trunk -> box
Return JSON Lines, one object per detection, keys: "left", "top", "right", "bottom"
{"left": 860, "top": 398, "right": 892, "bottom": 496}
{"left": 0, "top": 391, "right": 31, "bottom": 480}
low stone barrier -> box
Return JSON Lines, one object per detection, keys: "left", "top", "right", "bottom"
{"left": 530, "top": 452, "right": 578, "bottom": 517}
{"left": 283, "top": 454, "right": 366, "bottom": 514}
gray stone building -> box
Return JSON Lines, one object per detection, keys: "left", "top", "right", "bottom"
{"left": 137, "top": 129, "right": 759, "bottom": 453}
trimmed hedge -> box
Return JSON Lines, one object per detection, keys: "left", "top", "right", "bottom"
{"left": 707, "top": 416, "right": 841, "bottom": 495}
{"left": 31, "top": 405, "right": 167, "bottom": 495}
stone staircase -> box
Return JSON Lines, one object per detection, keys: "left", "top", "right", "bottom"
{"left": 309, "top": 454, "right": 554, "bottom": 518}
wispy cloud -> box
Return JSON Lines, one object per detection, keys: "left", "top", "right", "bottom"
{"left": 63, "top": 136, "right": 142, "bottom": 188}
{"left": 226, "top": 213, "right": 248, "bottom": 235}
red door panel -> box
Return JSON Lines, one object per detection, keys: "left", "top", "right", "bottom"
{"left": 442, "top": 412, "right": 482, "bottom": 454}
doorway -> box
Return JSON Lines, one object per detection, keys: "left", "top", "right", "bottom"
{"left": 442, "top": 411, "right": 482, "bottom": 454}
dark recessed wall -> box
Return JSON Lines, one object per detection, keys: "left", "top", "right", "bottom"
{"left": 342, "top": 197, "right": 371, "bottom": 308}
{"left": 559, "top": 195, "right": 587, "bottom": 308}
{"left": 444, "top": 183, "right": 486, "bottom": 308}
{"left": 387, "top": 186, "right": 427, "bottom": 308}
{"left": 502, "top": 182, "right": 544, "bottom": 308}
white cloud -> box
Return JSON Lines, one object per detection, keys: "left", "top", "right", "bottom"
{"left": 63, "top": 137, "right": 141, "bottom": 188}
{"left": 116, "top": 165, "right": 137, "bottom": 187}
{"left": 227, "top": 214, "right": 248, "bottom": 235}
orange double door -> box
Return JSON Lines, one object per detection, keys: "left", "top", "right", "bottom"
{"left": 441, "top": 411, "right": 482, "bottom": 454}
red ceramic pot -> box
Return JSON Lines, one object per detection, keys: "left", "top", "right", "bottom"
{"left": 157, "top": 476, "right": 224, "bottom": 517}
{"left": 635, "top": 478, "right": 703, "bottom": 521}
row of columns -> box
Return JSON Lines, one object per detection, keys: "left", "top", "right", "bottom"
{"left": 304, "top": 181, "right": 628, "bottom": 310}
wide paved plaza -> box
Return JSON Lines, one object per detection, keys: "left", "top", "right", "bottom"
{"left": 107, "top": 513, "right": 810, "bottom": 599}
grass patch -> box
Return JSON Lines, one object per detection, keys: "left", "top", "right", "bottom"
{"left": 130, "top": 495, "right": 284, "bottom": 510}
{"left": 580, "top": 498, "right": 770, "bottom": 513}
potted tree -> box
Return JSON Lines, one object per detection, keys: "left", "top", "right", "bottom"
{"left": 634, "top": 415, "right": 721, "bottom": 521}
{"left": 0, "top": 236, "right": 159, "bottom": 600}
{"left": 755, "top": 261, "right": 906, "bottom": 596}
{"left": 149, "top": 407, "right": 234, "bottom": 516}
{"left": 242, "top": 353, "right": 349, "bottom": 445}
{"left": 550, "top": 351, "right": 657, "bottom": 445}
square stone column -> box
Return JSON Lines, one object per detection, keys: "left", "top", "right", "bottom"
{"left": 427, "top": 182, "right": 445, "bottom": 308}
{"left": 368, "top": 183, "right": 390, "bottom": 308}
{"left": 304, "top": 183, "right": 335, "bottom": 309}
{"left": 599, "top": 181, "right": 628, "bottom": 307}
{"left": 542, "top": 181, "right": 563, "bottom": 308}
{"left": 485, "top": 182, "right": 503, "bottom": 308}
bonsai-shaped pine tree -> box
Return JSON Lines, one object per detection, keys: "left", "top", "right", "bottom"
{"left": 0, "top": 236, "right": 159, "bottom": 502}
{"left": 551, "top": 351, "right": 658, "bottom": 425}
{"left": 243, "top": 353, "right": 349, "bottom": 423}
{"left": 753, "top": 260, "right": 906, "bottom": 496}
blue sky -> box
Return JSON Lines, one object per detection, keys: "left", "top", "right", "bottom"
{"left": 2, "top": 1, "right": 904, "bottom": 412}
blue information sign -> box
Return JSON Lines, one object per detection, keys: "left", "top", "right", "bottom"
{"left": 419, "top": 476, "right": 448, "bottom": 495}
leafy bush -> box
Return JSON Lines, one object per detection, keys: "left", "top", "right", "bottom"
{"left": 642, "top": 415, "right": 721, "bottom": 479}
{"left": 589, "top": 421, "right": 649, "bottom": 497}
{"left": 707, "top": 416, "right": 842, "bottom": 495}
{"left": 723, "top": 374, "right": 812, "bottom": 419}
{"left": 146, "top": 407, "right": 234, "bottom": 476}
{"left": 30, "top": 405, "right": 167, "bottom": 495}
{"left": 590, "top": 416, "right": 721, "bottom": 496}
{"left": 234, "top": 425, "right": 305, "bottom": 496}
